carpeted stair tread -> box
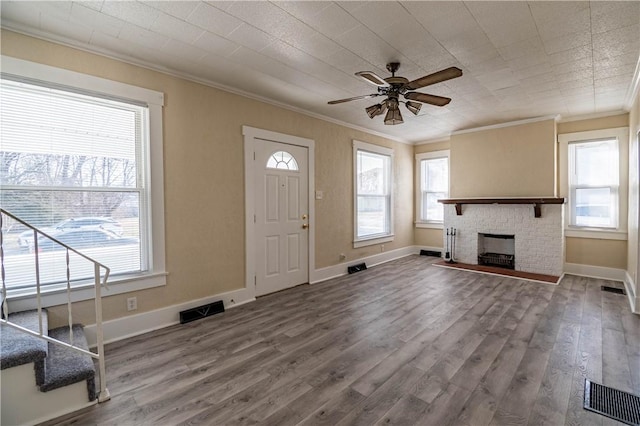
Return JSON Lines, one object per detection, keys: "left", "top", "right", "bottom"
{"left": 1, "top": 309, "right": 49, "bottom": 385}
{"left": 40, "top": 324, "right": 96, "bottom": 401}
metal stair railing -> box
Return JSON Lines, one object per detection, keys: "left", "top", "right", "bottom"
{"left": 0, "top": 208, "right": 111, "bottom": 403}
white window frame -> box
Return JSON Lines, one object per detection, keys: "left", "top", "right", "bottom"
{"left": 415, "top": 150, "right": 450, "bottom": 229}
{"left": 353, "top": 140, "right": 394, "bottom": 248}
{"left": 559, "top": 127, "right": 628, "bottom": 240}
{"left": 2, "top": 56, "right": 167, "bottom": 309}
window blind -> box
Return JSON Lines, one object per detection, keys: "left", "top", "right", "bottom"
{"left": 1, "top": 78, "right": 147, "bottom": 293}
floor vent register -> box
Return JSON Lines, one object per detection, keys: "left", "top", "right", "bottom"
{"left": 584, "top": 379, "right": 640, "bottom": 425}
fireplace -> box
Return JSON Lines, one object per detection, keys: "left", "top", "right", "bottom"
{"left": 477, "top": 233, "right": 515, "bottom": 269}
{"left": 440, "top": 199, "right": 565, "bottom": 276}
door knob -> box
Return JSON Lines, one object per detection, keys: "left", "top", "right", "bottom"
{"left": 302, "top": 223, "right": 309, "bottom": 229}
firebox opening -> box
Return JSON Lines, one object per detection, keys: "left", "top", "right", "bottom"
{"left": 478, "top": 233, "right": 515, "bottom": 270}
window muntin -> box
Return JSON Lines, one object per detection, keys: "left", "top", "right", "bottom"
{"left": 569, "top": 138, "right": 619, "bottom": 228}
{"left": 354, "top": 141, "right": 393, "bottom": 245}
{"left": 266, "top": 150, "right": 298, "bottom": 170}
{"left": 0, "top": 77, "right": 149, "bottom": 294}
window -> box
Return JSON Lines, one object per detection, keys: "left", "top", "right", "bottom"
{"left": 416, "top": 150, "right": 449, "bottom": 227}
{"left": 266, "top": 151, "right": 298, "bottom": 170}
{"left": 0, "top": 56, "right": 166, "bottom": 301}
{"left": 353, "top": 141, "right": 394, "bottom": 247}
{"left": 559, "top": 127, "right": 628, "bottom": 240}
{"left": 569, "top": 139, "right": 618, "bottom": 228}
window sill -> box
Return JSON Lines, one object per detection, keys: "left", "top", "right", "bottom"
{"left": 564, "top": 228, "right": 627, "bottom": 241}
{"left": 353, "top": 235, "right": 394, "bottom": 248}
{"left": 415, "top": 222, "right": 444, "bottom": 229}
{"left": 7, "top": 272, "right": 168, "bottom": 312}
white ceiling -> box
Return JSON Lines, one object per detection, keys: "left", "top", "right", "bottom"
{"left": 2, "top": 1, "right": 639, "bottom": 143}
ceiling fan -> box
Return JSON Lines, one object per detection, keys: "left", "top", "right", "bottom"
{"left": 328, "top": 62, "right": 462, "bottom": 125}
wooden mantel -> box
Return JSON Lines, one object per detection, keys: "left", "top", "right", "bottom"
{"left": 438, "top": 197, "right": 565, "bottom": 218}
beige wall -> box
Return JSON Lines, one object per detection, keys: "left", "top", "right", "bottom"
{"left": 558, "top": 113, "right": 630, "bottom": 270}
{"left": 565, "top": 238, "right": 627, "bottom": 269}
{"left": 1, "top": 30, "right": 414, "bottom": 324}
{"left": 449, "top": 119, "right": 557, "bottom": 197}
{"left": 628, "top": 93, "right": 640, "bottom": 303}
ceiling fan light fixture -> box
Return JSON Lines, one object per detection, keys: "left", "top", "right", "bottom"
{"left": 384, "top": 106, "right": 403, "bottom": 125}
{"left": 405, "top": 101, "right": 422, "bottom": 115}
{"left": 365, "top": 101, "right": 388, "bottom": 119}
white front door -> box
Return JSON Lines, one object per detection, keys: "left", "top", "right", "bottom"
{"left": 254, "top": 139, "right": 309, "bottom": 296}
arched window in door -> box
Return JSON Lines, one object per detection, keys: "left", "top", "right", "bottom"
{"left": 266, "top": 150, "right": 299, "bottom": 170}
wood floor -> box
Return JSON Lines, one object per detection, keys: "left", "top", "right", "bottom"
{"left": 54, "top": 256, "right": 639, "bottom": 426}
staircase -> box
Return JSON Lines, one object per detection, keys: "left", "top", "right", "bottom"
{"left": 1, "top": 209, "right": 110, "bottom": 425}
{"left": 1, "top": 310, "right": 97, "bottom": 425}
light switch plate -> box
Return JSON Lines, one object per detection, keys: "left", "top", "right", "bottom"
{"left": 315, "top": 190, "right": 323, "bottom": 200}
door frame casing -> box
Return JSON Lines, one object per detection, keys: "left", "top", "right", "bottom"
{"left": 243, "top": 126, "right": 316, "bottom": 298}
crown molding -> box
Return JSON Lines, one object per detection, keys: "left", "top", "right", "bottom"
{"left": 414, "top": 135, "right": 451, "bottom": 145}
{"left": 451, "top": 115, "right": 559, "bottom": 136}
{"left": 1, "top": 26, "right": 413, "bottom": 145}
{"left": 557, "top": 110, "right": 629, "bottom": 123}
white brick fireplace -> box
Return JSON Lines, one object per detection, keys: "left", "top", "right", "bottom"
{"left": 442, "top": 201, "right": 564, "bottom": 276}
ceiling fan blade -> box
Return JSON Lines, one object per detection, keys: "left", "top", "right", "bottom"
{"left": 327, "top": 94, "right": 379, "bottom": 105}
{"left": 405, "top": 67, "right": 463, "bottom": 90}
{"left": 404, "top": 92, "right": 451, "bottom": 107}
{"left": 355, "top": 71, "right": 390, "bottom": 87}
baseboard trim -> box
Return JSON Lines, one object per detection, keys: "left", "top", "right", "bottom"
{"left": 564, "top": 263, "right": 638, "bottom": 313}
{"left": 84, "top": 256, "right": 636, "bottom": 346}
{"left": 84, "top": 287, "right": 254, "bottom": 347}
{"left": 624, "top": 270, "right": 638, "bottom": 314}
{"left": 311, "top": 245, "right": 424, "bottom": 284}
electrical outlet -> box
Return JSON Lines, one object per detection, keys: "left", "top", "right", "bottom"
{"left": 127, "top": 297, "right": 137, "bottom": 311}
{"left": 381, "top": 244, "right": 385, "bottom": 252}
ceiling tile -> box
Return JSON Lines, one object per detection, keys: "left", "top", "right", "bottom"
{"left": 591, "top": 1, "right": 640, "bottom": 34}
{"left": 227, "top": 23, "right": 276, "bottom": 51}
{"left": 70, "top": 3, "right": 124, "bottom": 38}
{"left": 334, "top": 25, "right": 408, "bottom": 70}
{"left": 192, "top": 31, "right": 239, "bottom": 57}
{"left": 592, "top": 24, "right": 640, "bottom": 59}
{"left": 150, "top": 12, "right": 204, "bottom": 44}
{"left": 142, "top": 1, "right": 199, "bottom": 20}
{"left": 532, "top": 4, "right": 590, "bottom": 40}
{"left": 225, "top": 1, "right": 291, "bottom": 34}
{"left": 497, "top": 37, "right": 545, "bottom": 61}
{"left": 475, "top": 68, "right": 520, "bottom": 91}
{"left": 32, "top": 1, "right": 73, "bottom": 21}
{"left": 541, "top": 31, "right": 591, "bottom": 55}
{"left": 299, "top": 3, "right": 360, "bottom": 38}
{"left": 345, "top": 1, "right": 408, "bottom": 30}
{"left": 162, "top": 39, "right": 209, "bottom": 63}
{"left": 466, "top": 1, "right": 538, "bottom": 48}
{"left": 101, "top": 1, "right": 160, "bottom": 29}
{"left": 186, "top": 3, "right": 243, "bottom": 37}
{"left": 1, "top": 1, "right": 41, "bottom": 27}
{"left": 39, "top": 11, "right": 93, "bottom": 44}
{"left": 118, "top": 22, "right": 169, "bottom": 51}
{"left": 273, "top": 1, "right": 332, "bottom": 22}
{"left": 74, "top": 1, "right": 103, "bottom": 12}
{"left": 548, "top": 45, "right": 592, "bottom": 66}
